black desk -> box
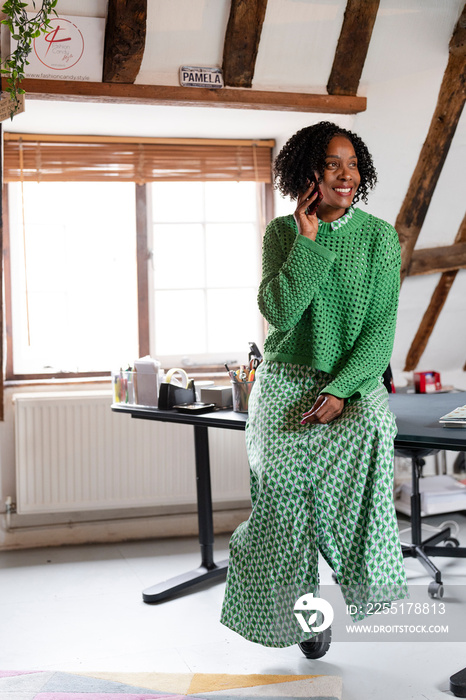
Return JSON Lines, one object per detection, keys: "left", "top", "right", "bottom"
{"left": 389, "top": 393, "right": 466, "bottom": 452}
{"left": 112, "top": 393, "right": 466, "bottom": 603}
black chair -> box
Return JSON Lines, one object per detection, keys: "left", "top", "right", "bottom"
{"left": 394, "top": 445, "right": 460, "bottom": 598}
{"left": 382, "top": 364, "right": 394, "bottom": 394}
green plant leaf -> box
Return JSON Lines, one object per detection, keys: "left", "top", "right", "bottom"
{"left": 1, "top": 0, "right": 60, "bottom": 118}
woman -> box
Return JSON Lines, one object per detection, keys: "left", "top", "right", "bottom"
{"left": 220, "top": 121, "right": 408, "bottom": 650}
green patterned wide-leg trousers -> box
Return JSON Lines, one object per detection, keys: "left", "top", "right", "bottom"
{"left": 220, "top": 361, "right": 408, "bottom": 647}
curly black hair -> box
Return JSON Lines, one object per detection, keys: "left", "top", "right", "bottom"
{"left": 273, "top": 121, "right": 377, "bottom": 206}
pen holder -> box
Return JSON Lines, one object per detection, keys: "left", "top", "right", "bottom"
{"left": 231, "top": 380, "right": 254, "bottom": 413}
{"left": 112, "top": 371, "right": 139, "bottom": 405}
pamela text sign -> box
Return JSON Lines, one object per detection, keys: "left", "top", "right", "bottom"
{"left": 179, "top": 66, "right": 224, "bottom": 89}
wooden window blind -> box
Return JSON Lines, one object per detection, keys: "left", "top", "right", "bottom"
{"left": 3, "top": 134, "right": 274, "bottom": 183}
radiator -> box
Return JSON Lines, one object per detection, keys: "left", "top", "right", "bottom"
{"left": 13, "top": 391, "right": 250, "bottom": 515}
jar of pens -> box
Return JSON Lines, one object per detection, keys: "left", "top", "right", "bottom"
{"left": 226, "top": 342, "right": 263, "bottom": 413}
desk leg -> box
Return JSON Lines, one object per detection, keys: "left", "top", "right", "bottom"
{"left": 142, "top": 424, "right": 228, "bottom": 603}
{"left": 411, "top": 456, "right": 423, "bottom": 546}
{"left": 194, "top": 424, "right": 216, "bottom": 569}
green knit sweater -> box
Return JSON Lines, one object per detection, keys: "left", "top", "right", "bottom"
{"left": 258, "top": 207, "right": 401, "bottom": 400}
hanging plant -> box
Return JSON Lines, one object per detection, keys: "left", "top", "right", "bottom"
{"left": 1, "top": 0, "right": 58, "bottom": 115}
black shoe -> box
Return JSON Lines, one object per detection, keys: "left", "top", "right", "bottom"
{"left": 298, "top": 626, "right": 332, "bottom": 659}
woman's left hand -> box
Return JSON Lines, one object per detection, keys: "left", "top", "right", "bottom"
{"left": 301, "top": 393, "right": 345, "bottom": 425}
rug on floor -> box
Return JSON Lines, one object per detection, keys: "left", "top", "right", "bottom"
{"left": 0, "top": 670, "right": 342, "bottom": 699}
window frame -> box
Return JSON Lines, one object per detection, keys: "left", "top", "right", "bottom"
{"left": 146, "top": 179, "right": 270, "bottom": 370}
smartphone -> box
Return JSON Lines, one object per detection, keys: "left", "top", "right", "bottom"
{"left": 305, "top": 175, "right": 323, "bottom": 216}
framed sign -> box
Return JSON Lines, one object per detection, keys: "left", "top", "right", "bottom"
{"left": 10, "top": 14, "right": 105, "bottom": 82}
{"left": 179, "top": 66, "right": 224, "bottom": 89}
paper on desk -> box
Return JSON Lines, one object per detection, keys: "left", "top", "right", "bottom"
{"left": 134, "top": 356, "right": 161, "bottom": 407}
{"left": 439, "top": 405, "right": 466, "bottom": 423}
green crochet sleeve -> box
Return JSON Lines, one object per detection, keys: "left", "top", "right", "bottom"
{"left": 322, "top": 223, "right": 401, "bottom": 400}
{"left": 258, "top": 216, "right": 336, "bottom": 332}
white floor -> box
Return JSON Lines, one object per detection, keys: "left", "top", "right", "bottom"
{"left": 1, "top": 514, "right": 466, "bottom": 700}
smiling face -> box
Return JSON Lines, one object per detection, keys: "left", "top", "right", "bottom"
{"left": 315, "top": 135, "right": 361, "bottom": 222}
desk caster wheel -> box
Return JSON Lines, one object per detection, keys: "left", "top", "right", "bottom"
{"left": 428, "top": 581, "right": 444, "bottom": 599}
{"left": 445, "top": 537, "right": 460, "bottom": 548}
{"left": 298, "top": 626, "right": 332, "bottom": 659}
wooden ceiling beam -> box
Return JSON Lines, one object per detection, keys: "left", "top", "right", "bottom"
{"left": 222, "top": 0, "right": 268, "bottom": 88}
{"left": 327, "top": 0, "right": 380, "bottom": 96}
{"left": 404, "top": 212, "right": 466, "bottom": 371}
{"left": 408, "top": 242, "right": 466, "bottom": 276}
{"left": 397, "top": 5, "right": 466, "bottom": 282}
{"left": 103, "top": 0, "right": 147, "bottom": 83}
{"left": 20, "top": 79, "right": 366, "bottom": 114}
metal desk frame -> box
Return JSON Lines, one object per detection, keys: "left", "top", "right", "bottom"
{"left": 112, "top": 404, "right": 247, "bottom": 603}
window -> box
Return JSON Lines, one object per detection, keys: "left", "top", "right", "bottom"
{"left": 3, "top": 135, "right": 273, "bottom": 380}
{"left": 7, "top": 181, "right": 138, "bottom": 375}
{"left": 149, "top": 181, "right": 263, "bottom": 367}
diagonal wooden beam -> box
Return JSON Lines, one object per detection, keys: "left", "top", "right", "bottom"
{"left": 404, "top": 212, "right": 466, "bottom": 371}
{"left": 408, "top": 242, "right": 466, "bottom": 276}
{"left": 21, "top": 79, "right": 366, "bottom": 113}
{"left": 403, "top": 270, "right": 458, "bottom": 371}
{"left": 222, "top": 0, "right": 268, "bottom": 88}
{"left": 327, "top": 0, "right": 380, "bottom": 96}
{"left": 398, "top": 5, "right": 466, "bottom": 282}
{"left": 103, "top": 0, "right": 147, "bottom": 83}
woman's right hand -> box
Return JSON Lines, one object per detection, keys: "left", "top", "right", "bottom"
{"left": 293, "top": 181, "right": 320, "bottom": 241}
